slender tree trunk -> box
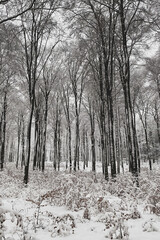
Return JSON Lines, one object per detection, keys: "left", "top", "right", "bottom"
{"left": 119, "top": 127, "right": 124, "bottom": 174}
{"left": 42, "top": 98, "right": 48, "bottom": 172}
{"left": 37, "top": 126, "right": 42, "bottom": 170}
{"left": 144, "top": 128, "right": 152, "bottom": 170}
{"left": 74, "top": 99, "right": 80, "bottom": 171}
{"left": 133, "top": 105, "right": 141, "bottom": 173}
{"left": 89, "top": 101, "right": 96, "bottom": 172}
{"left": 115, "top": 107, "right": 120, "bottom": 174}
{"left": 82, "top": 127, "right": 86, "bottom": 170}
{"left": 154, "top": 101, "right": 160, "bottom": 145}
{"left": 91, "top": 125, "right": 96, "bottom": 172}
{"left": 16, "top": 114, "right": 21, "bottom": 169}
{"left": 0, "top": 91, "right": 7, "bottom": 171}
{"left": 136, "top": 104, "right": 151, "bottom": 171}
{"left": 33, "top": 108, "right": 39, "bottom": 170}
{"left": 0, "top": 113, "right": 3, "bottom": 166}
{"left": 57, "top": 117, "right": 61, "bottom": 171}
{"left": 24, "top": 96, "right": 35, "bottom": 184}
{"left": 68, "top": 124, "right": 72, "bottom": 172}
{"left": 85, "top": 131, "right": 89, "bottom": 168}
{"left": 65, "top": 131, "right": 68, "bottom": 169}
{"left": 21, "top": 115, "right": 25, "bottom": 169}
{"left": 9, "top": 139, "right": 14, "bottom": 163}
{"left": 54, "top": 121, "right": 58, "bottom": 171}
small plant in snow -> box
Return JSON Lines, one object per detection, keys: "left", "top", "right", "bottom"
{"left": 97, "top": 197, "right": 111, "bottom": 213}
{"left": 105, "top": 216, "right": 129, "bottom": 239}
{"left": 121, "top": 205, "right": 141, "bottom": 220}
{"left": 0, "top": 206, "right": 24, "bottom": 239}
{"left": 144, "top": 185, "right": 160, "bottom": 215}
{"left": 32, "top": 197, "right": 43, "bottom": 233}
{"left": 104, "top": 212, "right": 129, "bottom": 239}
{"left": 142, "top": 218, "right": 158, "bottom": 232}
{"left": 48, "top": 214, "right": 75, "bottom": 237}
{"left": 83, "top": 207, "right": 91, "bottom": 220}
{"left": 0, "top": 209, "right": 5, "bottom": 239}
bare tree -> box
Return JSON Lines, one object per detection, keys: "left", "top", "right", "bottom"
{"left": 20, "top": 0, "right": 60, "bottom": 183}
{"left": 66, "top": 46, "right": 88, "bottom": 171}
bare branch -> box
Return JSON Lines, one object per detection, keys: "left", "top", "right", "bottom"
{"left": 0, "top": 0, "right": 36, "bottom": 25}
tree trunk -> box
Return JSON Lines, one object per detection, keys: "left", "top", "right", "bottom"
{"left": 119, "top": 0, "right": 138, "bottom": 177}
{"left": 16, "top": 114, "right": 21, "bottom": 169}
{"left": 0, "top": 91, "right": 7, "bottom": 171}
{"left": 89, "top": 101, "right": 96, "bottom": 172}
{"left": 54, "top": 120, "right": 58, "bottom": 171}
{"left": 68, "top": 123, "right": 72, "bottom": 172}
{"left": 24, "top": 96, "right": 35, "bottom": 184}
{"left": 33, "top": 107, "right": 39, "bottom": 170}
{"left": 115, "top": 107, "right": 120, "bottom": 174}
{"left": 82, "top": 127, "right": 86, "bottom": 170}
{"left": 74, "top": 101, "right": 80, "bottom": 171}
{"left": 42, "top": 98, "right": 48, "bottom": 172}
{"left": 57, "top": 117, "right": 61, "bottom": 171}
{"left": 144, "top": 127, "right": 152, "bottom": 170}
{"left": 85, "top": 131, "right": 89, "bottom": 168}
{"left": 21, "top": 115, "right": 25, "bottom": 169}
{"left": 154, "top": 101, "right": 160, "bottom": 145}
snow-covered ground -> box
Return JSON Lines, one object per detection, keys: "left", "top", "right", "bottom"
{"left": 0, "top": 162, "right": 160, "bottom": 240}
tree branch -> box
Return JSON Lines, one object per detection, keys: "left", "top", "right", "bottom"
{"left": 0, "top": 0, "right": 36, "bottom": 25}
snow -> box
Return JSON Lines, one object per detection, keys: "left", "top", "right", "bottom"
{"left": 0, "top": 163, "right": 160, "bottom": 239}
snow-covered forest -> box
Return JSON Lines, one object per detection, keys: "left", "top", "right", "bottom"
{"left": 0, "top": 0, "right": 160, "bottom": 239}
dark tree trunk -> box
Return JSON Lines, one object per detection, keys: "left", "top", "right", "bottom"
{"left": 9, "top": 140, "right": 14, "bottom": 163}
{"left": 118, "top": 0, "right": 139, "bottom": 177}
{"left": 65, "top": 131, "right": 68, "bottom": 169}
{"left": 33, "top": 107, "right": 39, "bottom": 170}
{"left": 21, "top": 115, "right": 25, "bottom": 169}
{"left": 74, "top": 97, "right": 80, "bottom": 171}
{"left": 54, "top": 120, "right": 58, "bottom": 171}
{"left": 0, "top": 91, "right": 7, "bottom": 171}
{"left": 85, "top": 131, "right": 89, "bottom": 168}
{"left": 136, "top": 103, "right": 151, "bottom": 171}
{"left": 88, "top": 99, "right": 96, "bottom": 172}
{"left": 62, "top": 85, "right": 72, "bottom": 172}
{"left": 16, "top": 114, "right": 22, "bottom": 169}
{"left": 133, "top": 105, "right": 141, "bottom": 173}
{"left": 57, "top": 117, "right": 61, "bottom": 171}
{"left": 115, "top": 107, "right": 121, "bottom": 174}
{"left": 153, "top": 101, "right": 160, "bottom": 145}
{"left": 68, "top": 124, "right": 72, "bottom": 172}
{"left": 82, "top": 127, "right": 86, "bottom": 170}
{"left": 53, "top": 100, "right": 59, "bottom": 171}
{"left": 37, "top": 126, "right": 42, "bottom": 170}
{"left": 42, "top": 97, "right": 48, "bottom": 172}
{"left": 24, "top": 96, "right": 35, "bottom": 184}
{"left": 144, "top": 128, "right": 152, "bottom": 171}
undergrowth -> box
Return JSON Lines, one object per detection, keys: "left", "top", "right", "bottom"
{"left": 0, "top": 163, "right": 160, "bottom": 239}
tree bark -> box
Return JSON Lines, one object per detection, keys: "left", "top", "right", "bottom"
{"left": 0, "top": 91, "right": 7, "bottom": 170}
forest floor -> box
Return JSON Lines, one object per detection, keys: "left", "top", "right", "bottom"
{"left": 0, "top": 162, "right": 160, "bottom": 240}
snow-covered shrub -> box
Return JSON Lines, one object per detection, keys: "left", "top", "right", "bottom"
{"left": 142, "top": 218, "right": 158, "bottom": 232}
{"left": 83, "top": 208, "right": 91, "bottom": 220}
{"left": 106, "top": 173, "right": 138, "bottom": 198}
{"left": 0, "top": 206, "right": 24, "bottom": 239}
{"left": 0, "top": 168, "right": 23, "bottom": 198}
{"left": 49, "top": 214, "right": 75, "bottom": 237}
{"left": 40, "top": 172, "right": 104, "bottom": 211}
{"left": 144, "top": 185, "right": 160, "bottom": 215}
{"left": 121, "top": 205, "right": 141, "bottom": 220}
{"left": 97, "top": 197, "right": 110, "bottom": 213}
{"left": 105, "top": 212, "right": 129, "bottom": 240}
